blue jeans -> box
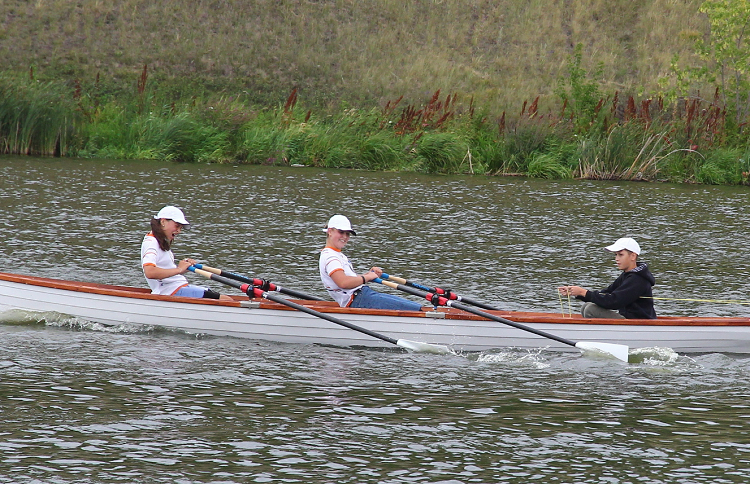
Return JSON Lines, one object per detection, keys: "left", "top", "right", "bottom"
{"left": 349, "top": 286, "right": 423, "bottom": 311}
{"left": 174, "top": 285, "right": 208, "bottom": 298}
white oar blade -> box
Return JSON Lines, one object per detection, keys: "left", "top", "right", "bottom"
{"left": 396, "top": 339, "right": 452, "bottom": 354}
{"left": 575, "top": 342, "right": 630, "bottom": 362}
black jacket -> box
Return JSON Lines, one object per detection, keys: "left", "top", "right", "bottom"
{"left": 577, "top": 262, "right": 657, "bottom": 319}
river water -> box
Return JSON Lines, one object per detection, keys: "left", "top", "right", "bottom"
{"left": 1, "top": 156, "right": 750, "bottom": 483}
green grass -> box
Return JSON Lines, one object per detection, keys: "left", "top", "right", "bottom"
{"left": 0, "top": 74, "right": 79, "bottom": 156}
{"left": 3, "top": 0, "right": 750, "bottom": 185}
{"left": 1, "top": 71, "right": 747, "bottom": 185}
{"left": 0, "top": 0, "right": 709, "bottom": 112}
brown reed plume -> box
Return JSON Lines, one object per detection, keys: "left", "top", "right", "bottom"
{"left": 387, "top": 89, "right": 456, "bottom": 135}
{"left": 281, "top": 88, "right": 298, "bottom": 126}
{"left": 137, "top": 64, "right": 148, "bottom": 114}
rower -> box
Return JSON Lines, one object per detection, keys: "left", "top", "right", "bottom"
{"left": 141, "top": 205, "right": 232, "bottom": 300}
{"left": 558, "top": 237, "right": 656, "bottom": 319}
{"left": 319, "top": 214, "right": 424, "bottom": 311}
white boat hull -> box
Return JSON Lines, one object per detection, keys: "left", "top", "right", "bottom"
{"left": 2, "top": 272, "right": 750, "bottom": 354}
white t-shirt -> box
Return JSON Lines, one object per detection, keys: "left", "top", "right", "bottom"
{"left": 141, "top": 233, "right": 189, "bottom": 295}
{"left": 319, "top": 246, "right": 363, "bottom": 307}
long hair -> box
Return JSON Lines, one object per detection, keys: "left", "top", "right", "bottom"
{"left": 150, "top": 218, "right": 172, "bottom": 252}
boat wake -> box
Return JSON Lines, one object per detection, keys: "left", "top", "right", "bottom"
{"left": 0, "top": 308, "right": 205, "bottom": 339}
{"left": 472, "top": 346, "right": 683, "bottom": 368}
{"left": 0, "top": 308, "right": 89, "bottom": 327}
{"left": 472, "top": 347, "right": 552, "bottom": 368}
{"left": 628, "top": 346, "right": 681, "bottom": 365}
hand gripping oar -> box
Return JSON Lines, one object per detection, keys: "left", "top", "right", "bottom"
{"left": 375, "top": 278, "right": 629, "bottom": 362}
{"left": 188, "top": 266, "right": 451, "bottom": 354}
{"left": 380, "top": 272, "right": 499, "bottom": 311}
{"left": 192, "top": 263, "right": 324, "bottom": 301}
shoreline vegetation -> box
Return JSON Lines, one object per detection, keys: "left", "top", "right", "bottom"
{"left": 1, "top": 0, "right": 749, "bottom": 185}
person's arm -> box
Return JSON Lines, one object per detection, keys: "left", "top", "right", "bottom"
{"left": 558, "top": 285, "right": 588, "bottom": 298}
{"left": 143, "top": 258, "right": 196, "bottom": 280}
{"left": 329, "top": 266, "right": 382, "bottom": 289}
{"left": 559, "top": 273, "right": 626, "bottom": 300}
{"left": 580, "top": 274, "right": 646, "bottom": 310}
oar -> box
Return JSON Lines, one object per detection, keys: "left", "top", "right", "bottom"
{"left": 192, "top": 263, "right": 324, "bottom": 301}
{"left": 188, "top": 266, "right": 451, "bottom": 355}
{"left": 375, "top": 278, "right": 629, "bottom": 362}
{"left": 380, "top": 272, "right": 499, "bottom": 310}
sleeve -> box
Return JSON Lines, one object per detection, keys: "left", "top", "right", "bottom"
{"left": 581, "top": 274, "right": 647, "bottom": 310}
{"left": 141, "top": 237, "right": 158, "bottom": 268}
{"left": 321, "top": 252, "right": 344, "bottom": 276}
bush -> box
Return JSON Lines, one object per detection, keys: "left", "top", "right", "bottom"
{"left": 415, "top": 132, "right": 467, "bottom": 174}
{"left": 356, "top": 132, "right": 402, "bottom": 171}
{"left": 79, "top": 108, "right": 229, "bottom": 162}
{"left": 527, "top": 152, "right": 573, "bottom": 179}
{"left": 695, "top": 148, "right": 743, "bottom": 185}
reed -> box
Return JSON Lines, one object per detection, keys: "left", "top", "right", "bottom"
{"left": 239, "top": 123, "right": 305, "bottom": 166}
{"left": 77, "top": 102, "right": 230, "bottom": 162}
{"left": 576, "top": 122, "right": 670, "bottom": 180}
{"left": 414, "top": 132, "right": 467, "bottom": 175}
{"left": 233, "top": 92, "right": 488, "bottom": 174}
{"left": 488, "top": 104, "right": 572, "bottom": 175}
{"left": 154, "top": 114, "right": 230, "bottom": 163}
{"left": 353, "top": 133, "right": 403, "bottom": 171}
{"left": 526, "top": 152, "right": 573, "bottom": 179}
{"left": 230, "top": 84, "right": 750, "bottom": 181}
{"left": 695, "top": 148, "right": 744, "bottom": 185}
{"left": 0, "top": 74, "right": 78, "bottom": 156}
{"left": 3, "top": 67, "right": 749, "bottom": 185}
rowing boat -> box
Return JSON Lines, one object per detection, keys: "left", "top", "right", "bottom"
{"left": 1, "top": 271, "right": 750, "bottom": 354}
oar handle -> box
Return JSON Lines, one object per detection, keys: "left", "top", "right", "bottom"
{"left": 193, "top": 264, "right": 254, "bottom": 285}
{"left": 189, "top": 266, "right": 252, "bottom": 294}
{"left": 382, "top": 272, "right": 432, "bottom": 292}
{"left": 194, "top": 264, "right": 222, "bottom": 276}
{"left": 378, "top": 278, "right": 428, "bottom": 298}
{"left": 381, "top": 273, "right": 407, "bottom": 284}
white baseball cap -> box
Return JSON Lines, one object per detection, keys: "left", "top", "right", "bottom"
{"left": 324, "top": 214, "right": 356, "bottom": 235}
{"left": 605, "top": 237, "right": 641, "bottom": 255}
{"left": 154, "top": 206, "right": 190, "bottom": 228}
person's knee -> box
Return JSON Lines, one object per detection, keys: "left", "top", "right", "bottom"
{"left": 580, "top": 302, "right": 595, "bottom": 318}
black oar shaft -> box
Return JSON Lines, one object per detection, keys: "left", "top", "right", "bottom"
{"left": 193, "top": 268, "right": 246, "bottom": 292}
{"left": 449, "top": 300, "right": 576, "bottom": 347}
{"left": 379, "top": 278, "right": 577, "bottom": 347}
{"left": 189, "top": 267, "right": 399, "bottom": 346}
{"left": 383, "top": 273, "right": 499, "bottom": 310}
{"left": 260, "top": 292, "right": 398, "bottom": 345}
{"left": 275, "top": 286, "right": 324, "bottom": 301}
{"left": 453, "top": 295, "right": 499, "bottom": 311}
{"left": 196, "top": 264, "right": 324, "bottom": 301}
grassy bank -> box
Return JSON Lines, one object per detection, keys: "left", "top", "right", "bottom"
{"left": 2, "top": 69, "right": 747, "bottom": 185}
{"left": 2, "top": 0, "right": 749, "bottom": 184}
{"left": 1, "top": 0, "right": 708, "bottom": 111}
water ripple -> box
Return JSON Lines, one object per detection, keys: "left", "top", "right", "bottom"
{"left": 3, "top": 158, "right": 750, "bottom": 482}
